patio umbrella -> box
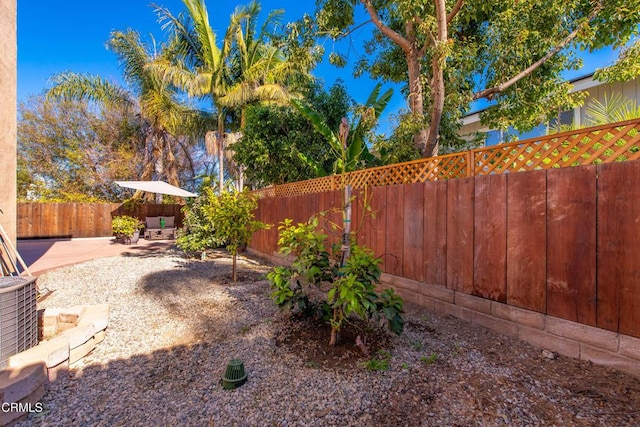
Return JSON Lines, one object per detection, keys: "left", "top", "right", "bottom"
{"left": 114, "top": 181, "right": 198, "bottom": 198}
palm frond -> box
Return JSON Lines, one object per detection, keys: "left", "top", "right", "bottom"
{"left": 47, "top": 72, "right": 135, "bottom": 108}
{"left": 181, "top": 0, "right": 222, "bottom": 71}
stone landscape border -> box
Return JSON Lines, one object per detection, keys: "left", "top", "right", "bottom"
{"left": 379, "top": 273, "right": 640, "bottom": 377}
{"left": 0, "top": 304, "right": 109, "bottom": 426}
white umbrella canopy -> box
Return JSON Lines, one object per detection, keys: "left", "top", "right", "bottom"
{"left": 115, "top": 181, "right": 198, "bottom": 198}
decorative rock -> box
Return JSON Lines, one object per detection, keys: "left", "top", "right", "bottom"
{"left": 0, "top": 363, "right": 47, "bottom": 426}
{"left": 76, "top": 303, "right": 110, "bottom": 334}
{"left": 542, "top": 349, "right": 557, "bottom": 360}
{"left": 8, "top": 335, "right": 69, "bottom": 370}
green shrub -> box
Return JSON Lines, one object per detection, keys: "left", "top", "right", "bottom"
{"left": 268, "top": 215, "right": 404, "bottom": 346}
{"left": 111, "top": 215, "right": 143, "bottom": 238}
{"left": 205, "top": 190, "right": 269, "bottom": 281}
{"left": 420, "top": 353, "right": 438, "bottom": 365}
{"left": 176, "top": 191, "right": 219, "bottom": 254}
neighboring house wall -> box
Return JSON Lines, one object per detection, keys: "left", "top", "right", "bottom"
{"left": 0, "top": 1, "right": 17, "bottom": 247}
{"left": 573, "top": 76, "right": 640, "bottom": 127}
{"left": 460, "top": 74, "right": 640, "bottom": 145}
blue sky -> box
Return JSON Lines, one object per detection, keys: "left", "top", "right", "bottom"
{"left": 17, "top": 1, "right": 392, "bottom": 116}
{"left": 18, "top": 1, "right": 621, "bottom": 128}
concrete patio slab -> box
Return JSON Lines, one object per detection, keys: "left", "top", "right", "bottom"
{"left": 16, "top": 237, "right": 176, "bottom": 276}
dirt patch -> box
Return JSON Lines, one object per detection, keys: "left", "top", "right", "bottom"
{"left": 275, "top": 315, "right": 393, "bottom": 369}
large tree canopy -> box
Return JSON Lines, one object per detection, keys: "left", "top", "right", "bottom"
{"left": 18, "top": 96, "right": 143, "bottom": 201}
{"left": 316, "top": 0, "right": 640, "bottom": 157}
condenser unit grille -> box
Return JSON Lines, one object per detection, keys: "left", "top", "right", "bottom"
{"left": 0, "top": 277, "right": 38, "bottom": 368}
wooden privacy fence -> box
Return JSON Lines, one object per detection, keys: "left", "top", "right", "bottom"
{"left": 252, "top": 118, "right": 640, "bottom": 198}
{"left": 17, "top": 203, "right": 185, "bottom": 239}
{"left": 249, "top": 160, "right": 640, "bottom": 340}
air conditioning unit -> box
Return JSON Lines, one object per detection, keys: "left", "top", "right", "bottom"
{"left": 0, "top": 277, "right": 38, "bottom": 367}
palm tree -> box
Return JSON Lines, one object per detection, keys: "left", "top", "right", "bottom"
{"left": 547, "top": 92, "right": 640, "bottom": 134}
{"left": 154, "top": 0, "right": 233, "bottom": 194}
{"left": 156, "top": 0, "right": 310, "bottom": 192}
{"left": 221, "top": 1, "right": 304, "bottom": 126}
{"left": 221, "top": 1, "right": 311, "bottom": 191}
{"left": 584, "top": 93, "right": 640, "bottom": 127}
{"left": 47, "top": 30, "right": 211, "bottom": 199}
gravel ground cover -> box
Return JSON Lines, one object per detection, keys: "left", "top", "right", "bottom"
{"left": 16, "top": 249, "right": 640, "bottom": 426}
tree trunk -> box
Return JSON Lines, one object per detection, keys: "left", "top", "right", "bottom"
{"left": 152, "top": 133, "right": 164, "bottom": 203}
{"left": 424, "top": 0, "right": 449, "bottom": 158}
{"left": 237, "top": 166, "right": 245, "bottom": 192}
{"left": 406, "top": 47, "right": 429, "bottom": 157}
{"left": 330, "top": 327, "right": 338, "bottom": 346}
{"left": 232, "top": 253, "right": 237, "bottom": 282}
{"left": 361, "top": 1, "right": 430, "bottom": 158}
{"left": 340, "top": 184, "right": 352, "bottom": 266}
{"left": 164, "top": 134, "right": 181, "bottom": 189}
{"left": 330, "top": 308, "right": 339, "bottom": 346}
{"left": 217, "top": 112, "right": 225, "bottom": 194}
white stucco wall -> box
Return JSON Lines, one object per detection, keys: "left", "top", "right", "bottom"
{"left": 0, "top": 0, "right": 17, "bottom": 246}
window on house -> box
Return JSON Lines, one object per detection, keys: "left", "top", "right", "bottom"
{"left": 549, "top": 109, "right": 574, "bottom": 130}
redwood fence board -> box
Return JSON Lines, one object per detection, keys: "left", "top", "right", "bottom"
{"left": 328, "top": 189, "right": 343, "bottom": 249}
{"left": 597, "top": 162, "right": 640, "bottom": 336}
{"left": 369, "top": 186, "right": 388, "bottom": 269}
{"left": 351, "top": 188, "right": 362, "bottom": 246}
{"left": 446, "top": 177, "right": 474, "bottom": 293}
{"left": 353, "top": 188, "right": 370, "bottom": 249}
{"left": 63, "top": 203, "right": 77, "bottom": 237}
{"left": 269, "top": 197, "right": 280, "bottom": 253}
{"left": 547, "top": 166, "right": 597, "bottom": 325}
{"left": 507, "top": 171, "right": 547, "bottom": 313}
{"left": 361, "top": 189, "right": 373, "bottom": 250}
{"left": 32, "top": 203, "right": 43, "bottom": 238}
{"left": 274, "top": 197, "right": 285, "bottom": 252}
{"left": 17, "top": 203, "right": 184, "bottom": 239}
{"left": 423, "top": 181, "right": 447, "bottom": 286}
{"left": 403, "top": 183, "right": 424, "bottom": 282}
{"left": 473, "top": 174, "right": 507, "bottom": 302}
{"left": 385, "top": 185, "right": 404, "bottom": 276}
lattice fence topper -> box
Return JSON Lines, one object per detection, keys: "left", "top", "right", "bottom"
{"left": 251, "top": 118, "right": 640, "bottom": 198}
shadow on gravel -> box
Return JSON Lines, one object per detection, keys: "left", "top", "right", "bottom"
{"left": 20, "top": 252, "right": 640, "bottom": 426}
{"left": 21, "top": 341, "right": 276, "bottom": 426}
{"left": 119, "top": 242, "right": 180, "bottom": 259}
{"left": 137, "top": 253, "right": 274, "bottom": 343}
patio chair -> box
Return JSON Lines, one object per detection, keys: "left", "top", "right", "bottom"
{"left": 144, "top": 216, "right": 176, "bottom": 240}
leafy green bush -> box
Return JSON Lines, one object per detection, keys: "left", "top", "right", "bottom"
{"left": 111, "top": 215, "right": 143, "bottom": 238}
{"left": 176, "top": 191, "right": 219, "bottom": 254}
{"left": 268, "top": 215, "right": 404, "bottom": 346}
